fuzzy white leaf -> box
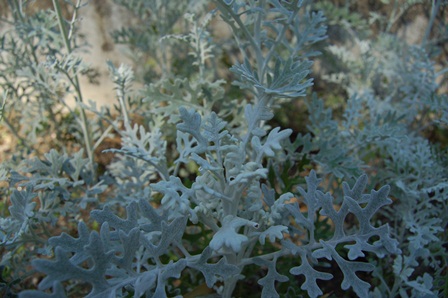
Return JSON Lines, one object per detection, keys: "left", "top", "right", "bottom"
{"left": 258, "top": 225, "right": 288, "bottom": 245}
{"left": 210, "top": 215, "right": 259, "bottom": 252}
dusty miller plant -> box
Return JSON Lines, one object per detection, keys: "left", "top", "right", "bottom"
{"left": 304, "top": 1, "right": 448, "bottom": 296}
{"left": 0, "top": 0, "right": 112, "bottom": 294}
{"left": 0, "top": 0, "right": 413, "bottom": 297}
{"left": 0, "top": 0, "right": 115, "bottom": 179}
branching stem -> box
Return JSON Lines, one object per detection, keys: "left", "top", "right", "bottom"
{"left": 52, "top": 0, "right": 95, "bottom": 180}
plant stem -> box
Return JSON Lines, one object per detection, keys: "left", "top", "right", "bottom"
{"left": 214, "top": 0, "right": 260, "bottom": 63}
{"left": 52, "top": 0, "right": 95, "bottom": 179}
{"left": 422, "top": 0, "right": 441, "bottom": 47}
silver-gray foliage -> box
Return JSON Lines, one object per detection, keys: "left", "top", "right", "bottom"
{"left": 1, "top": 0, "right": 444, "bottom": 297}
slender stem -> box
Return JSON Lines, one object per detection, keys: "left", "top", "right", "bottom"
{"left": 67, "top": 0, "right": 82, "bottom": 41}
{"left": 214, "top": 1, "right": 261, "bottom": 62}
{"left": 117, "top": 86, "right": 130, "bottom": 127}
{"left": 435, "top": 67, "right": 448, "bottom": 77}
{"left": 385, "top": 0, "right": 399, "bottom": 33}
{"left": 92, "top": 124, "right": 115, "bottom": 151}
{"left": 261, "top": 2, "right": 299, "bottom": 83}
{"left": 198, "top": 213, "right": 220, "bottom": 232}
{"left": 422, "top": 0, "right": 441, "bottom": 47}
{"left": 242, "top": 93, "right": 269, "bottom": 146}
{"left": 254, "top": 0, "right": 265, "bottom": 82}
{"left": 174, "top": 240, "right": 191, "bottom": 258}
{"left": 240, "top": 249, "right": 286, "bottom": 266}
{"left": 52, "top": 0, "right": 95, "bottom": 179}
{"left": 53, "top": 0, "right": 72, "bottom": 53}
{"left": 0, "top": 91, "right": 7, "bottom": 122}
{"left": 221, "top": 251, "right": 240, "bottom": 298}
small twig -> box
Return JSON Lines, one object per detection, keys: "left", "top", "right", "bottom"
{"left": 52, "top": 0, "right": 96, "bottom": 180}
